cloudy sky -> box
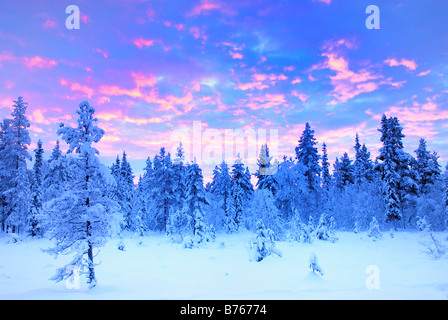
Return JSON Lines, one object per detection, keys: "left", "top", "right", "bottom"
{"left": 0, "top": 0, "right": 447, "bottom": 181}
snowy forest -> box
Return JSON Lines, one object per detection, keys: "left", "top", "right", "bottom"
{"left": 1, "top": 96, "right": 447, "bottom": 288}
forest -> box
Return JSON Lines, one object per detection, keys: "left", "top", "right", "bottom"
{"left": 1, "top": 96, "right": 447, "bottom": 288}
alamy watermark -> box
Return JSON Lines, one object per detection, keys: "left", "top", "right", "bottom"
{"left": 170, "top": 121, "right": 279, "bottom": 174}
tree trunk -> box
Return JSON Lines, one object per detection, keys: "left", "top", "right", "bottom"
{"left": 86, "top": 220, "right": 96, "bottom": 288}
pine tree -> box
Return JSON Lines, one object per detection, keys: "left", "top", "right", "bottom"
{"left": 248, "top": 188, "right": 283, "bottom": 239}
{"left": 44, "top": 101, "right": 120, "bottom": 288}
{"left": 333, "top": 152, "right": 354, "bottom": 189}
{"left": 210, "top": 161, "right": 233, "bottom": 232}
{"left": 111, "top": 155, "right": 121, "bottom": 181}
{"left": 149, "top": 148, "right": 175, "bottom": 232}
{"left": 0, "top": 97, "right": 32, "bottom": 233}
{"left": 415, "top": 139, "right": 442, "bottom": 195}
{"left": 443, "top": 164, "right": 448, "bottom": 230}
{"left": 376, "top": 115, "right": 412, "bottom": 225}
{"left": 353, "top": 134, "right": 374, "bottom": 184}
{"left": 120, "top": 151, "right": 135, "bottom": 229}
{"left": 29, "top": 139, "right": 44, "bottom": 237}
{"left": 321, "top": 143, "right": 331, "bottom": 196}
{"left": 230, "top": 155, "right": 253, "bottom": 231}
{"left": 42, "top": 140, "right": 72, "bottom": 202}
{"left": 415, "top": 138, "right": 434, "bottom": 194}
{"left": 132, "top": 156, "right": 154, "bottom": 233}
{"left": 177, "top": 161, "right": 212, "bottom": 245}
{"left": 172, "top": 142, "right": 187, "bottom": 221}
{"left": 249, "top": 220, "right": 281, "bottom": 262}
{"left": 254, "top": 143, "right": 278, "bottom": 195}
{"left": 295, "top": 122, "right": 321, "bottom": 191}
{"left": 367, "top": 217, "right": 382, "bottom": 240}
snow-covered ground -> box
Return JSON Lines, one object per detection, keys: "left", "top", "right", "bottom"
{"left": 0, "top": 230, "right": 447, "bottom": 300}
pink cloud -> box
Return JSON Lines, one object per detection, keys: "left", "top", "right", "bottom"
{"left": 189, "top": 26, "right": 208, "bottom": 42}
{"left": 97, "top": 110, "right": 168, "bottom": 126}
{"left": 313, "top": 0, "right": 331, "bottom": 4}
{"left": 133, "top": 38, "right": 155, "bottom": 49}
{"left": 132, "top": 72, "right": 157, "bottom": 88}
{"left": 0, "top": 51, "right": 15, "bottom": 66}
{"left": 246, "top": 93, "right": 286, "bottom": 110}
{"left": 23, "top": 56, "right": 58, "bottom": 69}
{"left": 99, "top": 85, "right": 142, "bottom": 99}
{"left": 235, "top": 72, "right": 288, "bottom": 91}
{"left": 96, "top": 48, "right": 109, "bottom": 58}
{"left": 291, "top": 90, "right": 310, "bottom": 103}
{"left": 80, "top": 13, "right": 91, "bottom": 24}
{"left": 229, "top": 51, "right": 243, "bottom": 59}
{"left": 188, "top": 0, "right": 234, "bottom": 16}
{"left": 384, "top": 57, "right": 418, "bottom": 71}
{"left": 174, "top": 23, "right": 185, "bottom": 31}
{"left": 417, "top": 69, "right": 431, "bottom": 76}
{"left": 291, "top": 77, "right": 302, "bottom": 84}
{"left": 318, "top": 122, "right": 367, "bottom": 144}
{"left": 60, "top": 78, "right": 95, "bottom": 98}
{"left": 309, "top": 39, "right": 399, "bottom": 104}
{"left": 42, "top": 19, "right": 56, "bottom": 28}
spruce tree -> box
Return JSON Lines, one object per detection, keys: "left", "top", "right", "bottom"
{"left": 29, "top": 139, "right": 44, "bottom": 237}
{"left": 150, "top": 148, "right": 175, "bottom": 232}
{"left": 295, "top": 122, "right": 321, "bottom": 191}
{"left": 376, "top": 115, "right": 408, "bottom": 224}
{"left": 443, "top": 164, "right": 448, "bottom": 230}
{"left": 210, "top": 161, "right": 233, "bottom": 232}
{"left": 0, "top": 97, "right": 32, "bottom": 233}
{"left": 353, "top": 134, "right": 374, "bottom": 184}
{"left": 254, "top": 143, "right": 278, "bottom": 195}
{"left": 230, "top": 155, "right": 253, "bottom": 231}
{"left": 120, "top": 151, "right": 134, "bottom": 229}
{"left": 333, "top": 153, "right": 354, "bottom": 189}
{"left": 321, "top": 143, "right": 331, "bottom": 196}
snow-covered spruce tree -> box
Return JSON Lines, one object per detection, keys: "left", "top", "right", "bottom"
{"left": 254, "top": 143, "right": 278, "bottom": 195}
{"left": 209, "top": 161, "right": 233, "bottom": 232}
{"left": 353, "top": 134, "right": 374, "bottom": 185}
{"left": 275, "top": 158, "right": 308, "bottom": 222}
{"left": 444, "top": 164, "right": 448, "bottom": 230}
{"left": 414, "top": 138, "right": 441, "bottom": 195}
{"left": 295, "top": 122, "right": 321, "bottom": 192}
{"left": 42, "top": 140, "right": 74, "bottom": 203}
{"left": 28, "top": 139, "right": 44, "bottom": 237}
{"left": 333, "top": 152, "right": 354, "bottom": 190}
{"left": 321, "top": 143, "right": 331, "bottom": 198}
{"left": 132, "top": 156, "right": 154, "bottom": 233}
{"left": 376, "top": 115, "right": 418, "bottom": 227}
{"left": 0, "top": 97, "right": 32, "bottom": 233}
{"left": 289, "top": 209, "right": 314, "bottom": 243}
{"left": 367, "top": 217, "right": 382, "bottom": 240}
{"left": 184, "top": 161, "right": 211, "bottom": 244}
{"left": 149, "top": 148, "right": 175, "bottom": 232}
{"left": 247, "top": 188, "right": 284, "bottom": 240}
{"left": 249, "top": 220, "right": 281, "bottom": 262}
{"left": 44, "top": 101, "right": 120, "bottom": 289}
{"left": 230, "top": 154, "right": 253, "bottom": 232}
{"left": 314, "top": 213, "right": 337, "bottom": 242}
{"left": 172, "top": 142, "right": 187, "bottom": 218}
{"left": 119, "top": 151, "right": 135, "bottom": 230}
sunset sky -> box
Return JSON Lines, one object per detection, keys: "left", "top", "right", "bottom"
{"left": 1, "top": 0, "right": 447, "bottom": 182}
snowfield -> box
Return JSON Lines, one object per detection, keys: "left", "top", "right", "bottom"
{"left": 0, "top": 230, "right": 447, "bottom": 300}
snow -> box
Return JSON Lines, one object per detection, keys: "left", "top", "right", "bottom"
{"left": 1, "top": 230, "right": 447, "bottom": 300}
